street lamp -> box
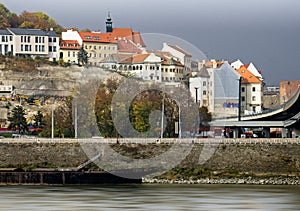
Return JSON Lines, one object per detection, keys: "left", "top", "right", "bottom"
{"left": 238, "top": 77, "right": 243, "bottom": 121}
{"left": 194, "top": 87, "right": 199, "bottom": 105}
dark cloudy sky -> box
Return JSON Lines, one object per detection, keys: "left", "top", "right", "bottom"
{"left": 1, "top": 0, "right": 299, "bottom": 85}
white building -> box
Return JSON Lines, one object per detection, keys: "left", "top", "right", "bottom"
{"left": 161, "top": 43, "right": 192, "bottom": 75}
{"left": 189, "top": 67, "right": 210, "bottom": 107}
{"left": 0, "top": 28, "right": 59, "bottom": 61}
{"left": 236, "top": 65, "right": 263, "bottom": 114}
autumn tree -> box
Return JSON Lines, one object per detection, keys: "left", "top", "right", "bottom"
{"left": 39, "top": 98, "right": 74, "bottom": 138}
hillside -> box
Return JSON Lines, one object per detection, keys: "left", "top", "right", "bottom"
{"left": 0, "top": 3, "right": 64, "bottom": 34}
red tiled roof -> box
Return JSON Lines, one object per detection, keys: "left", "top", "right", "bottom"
{"left": 147, "top": 50, "right": 173, "bottom": 58}
{"left": 204, "top": 61, "right": 224, "bottom": 68}
{"left": 79, "top": 32, "right": 115, "bottom": 43}
{"left": 132, "top": 54, "right": 150, "bottom": 63}
{"left": 106, "top": 28, "right": 146, "bottom": 47}
{"left": 236, "top": 66, "right": 261, "bottom": 84}
{"left": 117, "top": 39, "right": 142, "bottom": 53}
{"left": 60, "top": 40, "right": 81, "bottom": 50}
{"left": 133, "top": 32, "right": 146, "bottom": 47}
{"left": 162, "top": 56, "right": 183, "bottom": 66}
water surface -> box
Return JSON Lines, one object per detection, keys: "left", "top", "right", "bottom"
{"left": 0, "top": 184, "right": 299, "bottom": 210}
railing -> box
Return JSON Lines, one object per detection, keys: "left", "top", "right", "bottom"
{"left": 216, "top": 86, "right": 300, "bottom": 121}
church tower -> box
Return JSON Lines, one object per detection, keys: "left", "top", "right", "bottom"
{"left": 106, "top": 12, "right": 113, "bottom": 33}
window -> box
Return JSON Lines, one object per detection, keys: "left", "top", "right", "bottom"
{"left": 35, "top": 45, "right": 38, "bottom": 51}
{"left": 99, "top": 46, "right": 101, "bottom": 50}
{"left": 2, "top": 36, "right": 5, "bottom": 42}
{"left": 94, "top": 36, "right": 100, "bottom": 40}
{"left": 242, "top": 87, "right": 245, "bottom": 92}
{"left": 99, "top": 53, "right": 101, "bottom": 58}
{"left": 53, "top": 46, "right": 57, "bottom": 52}
{"left": 41, "top": 46, "right": 45, "bottom": 52}
{"left": 9, "top": 36, "right": 12, "bottom": 41}
{"left": 53, "top": 38, "right": 56, "bottom": 42}
{"left": 21, "top": 36, "right": 23, "bottom": 42}
{"left": 73, "top": 52, "right": 75, "bottom": 57}
{"left": 39, "top": 37, "right": 41, "bottom": 43}
{"left": 203, "top": 91, "right": 207, "bottom": 95}
{"left": 68, "top": 51, "right": 70, "bottom": 57}
{"left": 203, "top": 81, "right": 206, "bottom": 86}
{"left": 21, "top": 45, "right": 23, "bottom": 51}
{"left": 252, "top": 87, "right": 256, "bottom": 92}
{"left": 35, "top": 37, "right": 38, "bottom": 43}
{"left": 242, "top": 96, "right": 245, "bottom": 102}
{"left": 49, "top": 46, "right": 52, "bottom": 52}
{"left": 27, "top": 36, "right": 30, "bottom": 42}
{"left": 84, "top": 36, "right": 92, "bottom": 40}
{"left": 252, "top": 96, "right": 256, "bottom": 101}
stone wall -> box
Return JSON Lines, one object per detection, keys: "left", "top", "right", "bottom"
{"left": 0, "top": 139, "right": 299, "bottom": 175}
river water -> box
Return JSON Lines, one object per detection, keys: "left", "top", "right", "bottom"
{"left": 0, "top": 184, "right": 299, "bottom": 210}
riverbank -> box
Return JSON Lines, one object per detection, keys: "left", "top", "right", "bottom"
{"left": 143, "top": 176, "right": 300, "bottom": 185}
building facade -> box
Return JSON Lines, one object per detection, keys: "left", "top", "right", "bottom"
{"left": 280, "top": 80, "right": 300, "bottom": 104}
{"left": 161, "top": 43, "right": 192, "bottom": 75}
{"left": 0, "top": 28, "right": 59, "bottom": 61}
{"left": 236, "top": 65, "right": 263, "bottom": 114}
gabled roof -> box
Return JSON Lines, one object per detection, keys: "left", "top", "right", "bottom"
{"left": 168, "top": 44, "right": 192, "bottom": 57}
{"left": 231, "top": 59, "right": 244, "bottom": 70}
{"left": 147, "top": 50, "right": 173, "bottom": 58}
{"left": 132, "top": 32, "right": 146, "bottom": 47}
{"left": 101, "top": 54, "right": 132, "bottom": 64}
{"left": 197, "top": 67, "right": 210, "bottom": 77}
{"left": 204, "top": 61, "right": 224, "bottom": 68}
{"left": 60, "top": 40, "right": 81, "bottom": 50}
{"left": 236, "top": 65, "right": 262, "bottom": 84}
{"left": 245, "top": 63, "right": 263, "bottom": 81}
{"left": 108, "top": 28, "right": 146, "bottom": 47}
{"left": 162, "top": 56, "right": 183, "bottom": 66}
{"left": 8, "top": 28, "right": 58, "bottom": 37}
{"left": 132, "top": 54, "right": 150, "bottom": 63}
{"left": 117, "top": 39, "right": 142, "bottom": 53}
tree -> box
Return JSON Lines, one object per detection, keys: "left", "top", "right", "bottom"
{"left": 33, "top": 110, "right": 45, "bottom": 128}
{"left": 8, "top": 105, "right": 27, "bottom": 134}
{"left": 39, "top": 98, "right": 74, "bottom": 138}
{"left": 77, "top": 45, "right": 88, "bottom": 66}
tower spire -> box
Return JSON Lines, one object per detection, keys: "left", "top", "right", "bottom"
{"left": 106, "top": 11, "right": 113, "bottom": 33}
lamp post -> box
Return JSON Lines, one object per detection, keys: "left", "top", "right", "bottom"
{"left": 238, "top": 77, "right": 243, "bottom": 121}
{"left": 195, "top": 87, "right": 199, "bottom": 105}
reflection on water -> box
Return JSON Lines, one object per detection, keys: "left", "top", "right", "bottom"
{"left": 0, "top": 184, "right": 299, "bottom": 210}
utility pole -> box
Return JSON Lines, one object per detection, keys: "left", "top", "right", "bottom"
{"left": 238, "top": 77, "right": 243, "bottom": 121}
{"left": 160, "top": 94, "right": 165, "bottom": 139}
{"left": 195, "top": 87, "right": 199, "bottom": 105}
{"left": 51, "top": 97, "right": 54, "bottom": 139}
{"left": 74, "top": 101, "right": 78, "bottom": 138}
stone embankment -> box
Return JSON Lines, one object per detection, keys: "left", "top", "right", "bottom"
{"left": 143, "top": 177, "right": 300, "bottom": 185}
{"left": 0, "top": 138, "right": 299, "bottom": 185}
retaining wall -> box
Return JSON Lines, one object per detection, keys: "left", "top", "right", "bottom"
{"left": 0, "top": 138, "right": 299, "bottom": 175}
